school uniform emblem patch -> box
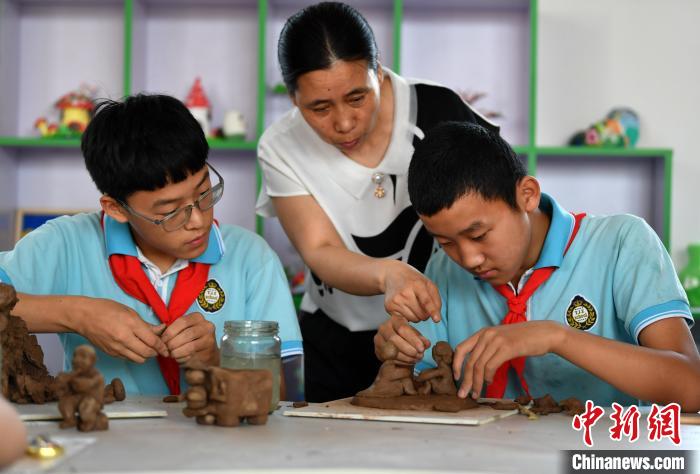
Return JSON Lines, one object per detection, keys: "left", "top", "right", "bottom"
{"left": 565, "top": 294, "right": 597, "bottom": 331}
{"left": 197, "top": 279, "right": 225, "bottom": 313}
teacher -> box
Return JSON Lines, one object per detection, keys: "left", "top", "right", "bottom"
{"left": 256, "top": 1, "right": 497, "bottom": 402}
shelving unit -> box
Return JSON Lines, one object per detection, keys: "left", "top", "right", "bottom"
{"left": 0, "top": 0, "right": 673, "bottom": 256}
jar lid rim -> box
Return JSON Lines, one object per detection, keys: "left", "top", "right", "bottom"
{"left": 224, "top": 320, "right": 279, "bottom": 330}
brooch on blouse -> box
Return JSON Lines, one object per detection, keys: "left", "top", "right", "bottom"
{"left": 371, "top": 172, "right": 386, "bottom": 199}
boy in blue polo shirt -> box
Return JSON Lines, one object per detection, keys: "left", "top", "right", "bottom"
{"left": 0, "top": 94, "right": 302, "bottom": 396}
{"left": 376, "top": 121, "right": 700, "bottom": 410}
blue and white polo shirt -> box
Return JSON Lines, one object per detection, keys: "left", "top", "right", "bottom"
{"left": 0, "top": 212, "right": 303, "bottom": 395}
{"left": 413, "top": 194, "right": 692, "bottom": 406}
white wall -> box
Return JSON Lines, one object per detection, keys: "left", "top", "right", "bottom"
{"left": 538, "top": 0, "right": 700, "bottom": 265}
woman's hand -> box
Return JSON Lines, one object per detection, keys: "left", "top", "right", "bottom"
{"left": 375, "top": 315, "right": 432, "bottom": 364}
{"left": 382, "top": 260, "right": 442, "bottom": 323}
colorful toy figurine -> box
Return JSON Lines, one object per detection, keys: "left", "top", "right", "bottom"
{"left": 569, "top": 108, "right": 640, "bottom": 148}
{"left": 185, "top": 77, "right": 212, "bottom": 137}
{"left": 34, "top": 85, "right": 96, "bottom": 138}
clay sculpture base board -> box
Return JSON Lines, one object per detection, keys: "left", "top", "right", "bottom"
{"left": 18, "top": 398, "right": 168, "bottom": 421}
{"left": 283, "top": 397, "right": 518, "bottom": 426}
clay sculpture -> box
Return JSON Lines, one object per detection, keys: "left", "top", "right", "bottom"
{"left": 356, "top": 341, "right": 417, "bottom": 397}
{"left": 0, "top": 283, "right": 57, "bottom": 403}
{"left": 182, "top": 360, "right": 272, "bottom": 427}
{"left": 352, "top": 341, "right": 478, "bottom": 412}
{"left": 56, "top": 345, "right": 108, "bottom": 431}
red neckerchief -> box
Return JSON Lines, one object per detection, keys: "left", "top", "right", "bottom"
{"left": 485, "top": 212, "right": 586, "bottom": 399}
{"left": 101, "top": 213, "right": 211, "bottom": 395}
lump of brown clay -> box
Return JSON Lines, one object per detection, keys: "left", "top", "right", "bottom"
{"left": 292, "top": 401, "right": 308, "bottom": 408}
{"left": 0, "top": 283, "right": 57, "bottom": 404}
{"left": 490, "top": 401, "right": 520, "bottom": 410}
{"left": 56, "top": 345, "right": 109, "bottom": 432}
{"left": 514, "top": 394, "right": 532, "bottom": 406}
{"left": 352, "top": 341, "right": 480, "bottom": 413}
{"left": 558, "top": 397, "right": 585, "bottom": 416}
{"left": 530, "top": 394, "right": 563, "bottom": 415}
{"left": 162, "top": 394, "right": 181, "bottom": 403}
{"left": 182, "top": 359, "right": 272, "bottom": 427}
{"left": 103, "top": 378, "right": 126, "bottom": 404}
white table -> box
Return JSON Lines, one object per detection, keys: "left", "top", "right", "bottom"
{"left": 12, "top": 397, "right": 700, "bottom": 473}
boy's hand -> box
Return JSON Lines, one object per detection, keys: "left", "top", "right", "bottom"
{"left": 452, "top": 321, "right": 565, "bottom": 399}
{"left": 375, "top": 315, "right": 432, "bottom": 364}
{"left": 383, "top": 261, "right": 442, "bottom": 323}
{"left": 75, "top": 298, "right": 169, "bottom": 363}
{"left": 160, "top": 312, "right": 218, "bottom": 366}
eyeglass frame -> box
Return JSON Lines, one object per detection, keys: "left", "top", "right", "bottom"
{"left": 117, "top": 162, "right": 224, "bottom": 232}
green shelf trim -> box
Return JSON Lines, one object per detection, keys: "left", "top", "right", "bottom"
{"left": 534, "top": 146, "right": 673, "bottom": 157}
{"left": 255, "top": 0, "right": 268, "bottom": 237}
{"left": 664, "top": 150, "right": 673, "bottom": 249}
{"left": 392, "top": 0, "right": 403, "bottom": 73}
{"left": 123, "top": 0, "right": 133, "bottom": 96}
{"left": 512, "top": 145, "right": 531, "bottom": 155}
{"left": 528, "top": 0, "right": 538, "bottom": 148}
{"left": 0, "top": 137, "right": 81, "bottom": 148}
{"left": 207, "top": 138, "right": 257, "bottom": 151}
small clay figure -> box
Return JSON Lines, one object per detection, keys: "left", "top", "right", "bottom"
{"left": 0, "top": 283, "right": 57, "bottom": 403}
{"left": 559, "top": 397, "right": 585, "bottom": 416}
{"left": 356, "top": 341, "right": 417, "bottom": 398}
{"left": 182, "top": 360, "right": 272, "bottom": 427}
{"left": 103, "top": 378, "right": 126, "bottom": 404}
{"left": 415, "top": 342, "right": 457, "bottom": 396}
{"left": 56, "top": 345, "right": 108, "bottom": 431}
{"left": 530, "top": 394, "right": 563, "bottom": 415}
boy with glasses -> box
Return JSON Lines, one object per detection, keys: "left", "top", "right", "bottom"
{"left": 0, "top": 94, "right": 302, "bottom": 396}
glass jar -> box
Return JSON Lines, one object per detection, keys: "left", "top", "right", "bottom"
{"left": 220, "top": 320, "right": 281, "bottom": 412}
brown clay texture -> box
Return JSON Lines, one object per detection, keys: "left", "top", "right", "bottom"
{"left": 1, "top": 284, "right": 57, "bottom": 404}
{"left": 56, "top": 345, "right": 109, "bottom": 432}
{"left": 182, "top": 360, "right": 272, "bottom": 427}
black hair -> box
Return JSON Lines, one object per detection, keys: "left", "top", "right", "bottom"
{"left": 278, "top": 2, "right": 378, "bottom": 93}
{"left": 81, "top": 94, "right": 208, "bottom": 202}
{"left": 408, "top": 121, "right": 526, "bottom": 216}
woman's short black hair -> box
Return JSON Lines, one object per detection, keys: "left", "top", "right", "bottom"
{"left": 278, "top": 1, "right": 379, "bottom": 93}
{"left": 408, "top": 121, "right": 526, "bottom": 216}
{"left": 81, "top": 94, "right": 208, "bottom": 203}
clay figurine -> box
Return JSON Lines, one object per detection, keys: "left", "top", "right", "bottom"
{"left": 356, "top": 341, "right": 417, "bottom": 398}
{"left": 182, "top": 360, "right": 272, "bottom": 427}
{"left": 0, "top": 283, "right": 57, "bottom": 404}
{"left": 352, "top": 340, "right": 479, "bottom": 412}
{"left": 55, "top": 345, "right": 108, "bottom": 431}
{"left": 415, "top": 341, "right": 457, "bottom": 396}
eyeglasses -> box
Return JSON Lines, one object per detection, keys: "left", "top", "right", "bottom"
{"left": 119, "top": 163, "right": 224, "bottom": 232}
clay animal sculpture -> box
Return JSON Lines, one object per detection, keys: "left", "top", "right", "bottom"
{"left": 0, "top": 283, "right": 57, "bottom": 403}
{"left": 356, "top": 341, "right": 417, "bottom": 398}
{"left": 182, "top": 360, "right": 272, "bottom": 427}
{"left": 55, "top": 345, "right": 108, "bottom": 431}
{"left": 415, "top": 341, "right": 458, "bottom": 396}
